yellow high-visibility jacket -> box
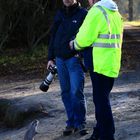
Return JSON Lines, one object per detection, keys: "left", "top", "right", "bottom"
{"left": 74, "top": 5, "right": 123, "bottom": 78}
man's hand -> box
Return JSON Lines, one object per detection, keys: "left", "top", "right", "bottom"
{"left": 69, "top": 40, "right": 74, "bottom": 50}
{"left": 47, "top": 60, "right": 55, "bottom": 70}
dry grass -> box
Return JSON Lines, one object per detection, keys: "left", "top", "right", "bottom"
{"left": 125, "top": 21, "right": 140, "bottom": 26}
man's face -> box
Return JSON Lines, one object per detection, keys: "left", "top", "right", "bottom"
{"left": 88, "top": 0, "right": 99, "bottom": 7}
{"left": 63, "top": 0, "right": 76, "bottom": 7}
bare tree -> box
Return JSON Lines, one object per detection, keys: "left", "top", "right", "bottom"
{"left": 0, "top": 0, "right": 90, "bottom": 51}
{"left": 128, "top": 0, "right": 133, "bottom": 21}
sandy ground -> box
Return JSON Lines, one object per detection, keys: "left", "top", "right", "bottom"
{"left": 0, "top": 70, "right": 140, "bottom": 140}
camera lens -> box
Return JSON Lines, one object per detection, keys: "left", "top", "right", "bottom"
{"left": 39, "top": 65, "right": 57, "bottom": 92}
{"left": 39, "top": 82, "right": 49, "bottom": 92}
{"left": 39, "top": 72, "right": 55, "bottom": 92}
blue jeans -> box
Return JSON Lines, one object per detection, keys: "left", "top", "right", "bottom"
{"left": 56, "top": 57, "right": 87, "bottom": 128}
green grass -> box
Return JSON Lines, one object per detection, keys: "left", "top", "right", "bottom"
{"left": 0, "top": 45, "right": 48, "bottom": 64}
{"left": 0, "top": 45, "right": 48, "bottom": 76}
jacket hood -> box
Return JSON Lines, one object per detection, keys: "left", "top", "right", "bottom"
{"left": 95, "top": 0, "right": 118, "bottom": 11}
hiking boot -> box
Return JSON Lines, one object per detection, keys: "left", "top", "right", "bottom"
{"left": 63, "top": 126, "right": 74, "bottom": 136}
{"left": 86, "top": 132, "right": 99, "bottom": 140}
{"left": 76, "top": 125, "right": 88, "bottom": 136}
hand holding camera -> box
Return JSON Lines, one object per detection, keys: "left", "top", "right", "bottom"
{"left": 39, "top": 61, "right": 57, "bottom": 92}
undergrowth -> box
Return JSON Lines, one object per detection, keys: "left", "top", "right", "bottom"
{"left": 0, "top": 45, "right": 48, "bottom": 77}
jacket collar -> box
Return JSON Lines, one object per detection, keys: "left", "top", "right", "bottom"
{"left": 61, "top": 2, "right": 80, "bottom": 16}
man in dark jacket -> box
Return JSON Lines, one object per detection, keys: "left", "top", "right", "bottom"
{"left": 47, "top": 0, "right": 88, "bottom": 136}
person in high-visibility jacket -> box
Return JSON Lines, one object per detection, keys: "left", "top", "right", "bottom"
{"left": 70, "top": 0, "right": 123, "bottom": 140}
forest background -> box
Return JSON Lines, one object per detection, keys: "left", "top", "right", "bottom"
{"left": 0, "top": 0, "right": 140, "bottom": 78}
{"left": 0, "top": 1, "right": 140, "bottom": 140}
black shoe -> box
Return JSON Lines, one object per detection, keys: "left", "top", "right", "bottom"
{"left": 76, "top": 125, "right": 88, "bottom": 136}
{"left": 86, "top": 132, "right": 99, "bottom": 140}
{"left": 63, "top": 126, "right": 74, "bottom": 136}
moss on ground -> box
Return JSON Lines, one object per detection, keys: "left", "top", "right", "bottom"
{"left": 0, "top": 45, "right": 48, "bottom": 77}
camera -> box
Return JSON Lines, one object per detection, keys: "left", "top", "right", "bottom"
{"left": 39, "top": 65, "right": 57, "bottom": 92}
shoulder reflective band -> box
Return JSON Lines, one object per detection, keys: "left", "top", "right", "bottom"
{"left": 92, "top": 43, "right": 121, "bottom": 48}
{"left": 98, "top": 34, "right": 121, "bottom": 39}
{"left": 96, "top": 5, "right": 111, "bottom": 34}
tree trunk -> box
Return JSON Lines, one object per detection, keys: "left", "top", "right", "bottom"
{"left": 0, "top": 8, "right": 6, "bottom": 35}
{"left": 128, "top": 0, "right": 133, "bottom": 21}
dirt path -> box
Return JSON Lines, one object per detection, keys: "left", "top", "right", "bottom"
{"left": 0, "top": 71, "right": 140, "bottom": 140}
{"left": 0, "top": 24, "right": 139, "bottom": 140}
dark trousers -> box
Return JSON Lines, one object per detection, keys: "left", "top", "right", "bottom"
{"left": 89, "top": 71, "right": 115, "bottom": 140}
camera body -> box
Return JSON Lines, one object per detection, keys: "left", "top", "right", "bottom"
{"left": 39, "top": 65, "right": 57, "bottom": 92}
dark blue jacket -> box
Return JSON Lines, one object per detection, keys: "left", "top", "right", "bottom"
{"left": 48, "top": 3, "right": 87, "bottom": 60}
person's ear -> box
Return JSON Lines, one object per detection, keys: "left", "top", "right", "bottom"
{"left": 88, "top": 0, "right": 97, "bottom": 7}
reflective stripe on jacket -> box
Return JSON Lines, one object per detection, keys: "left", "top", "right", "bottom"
{"left": 74, "top": 5, "right": 123, "bottom": 78}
